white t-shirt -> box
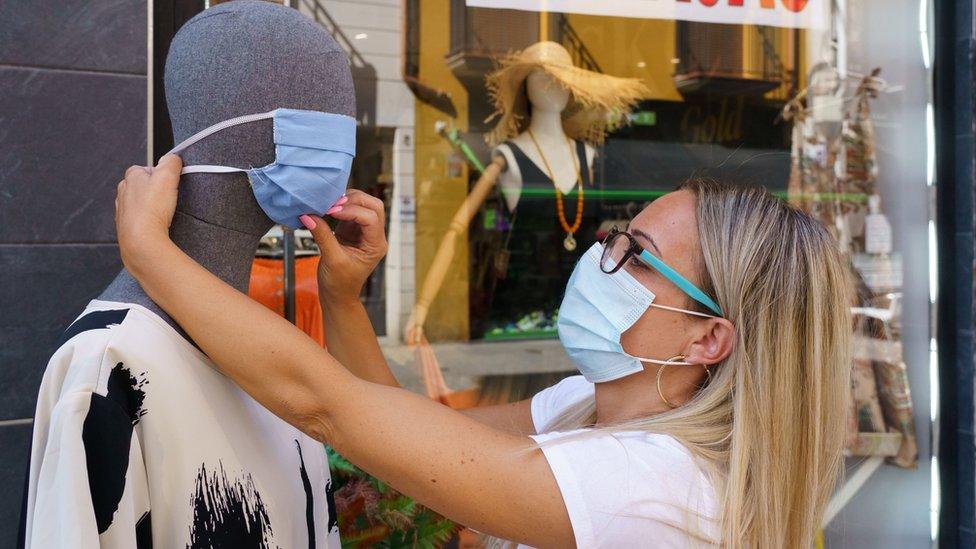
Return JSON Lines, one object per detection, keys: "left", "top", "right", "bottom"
{"left": 520, "top": 376, "right": 719, "bottom": 548}
{"left": 24, "top": 300, "right": 339, "bottom": 548}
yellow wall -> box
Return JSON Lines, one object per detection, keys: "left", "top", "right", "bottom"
{"left": 564, "top": 14, "right": 683, "bottom": 101}
{"left": 414, "top": 0, "right": 471, "bottom": 342}
{"left": 565, "top": 14, "right": 803, "bottom": 102}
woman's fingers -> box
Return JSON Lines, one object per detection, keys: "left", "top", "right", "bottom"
{"left": 300, "top": 214, "right": 343, "bottom": 258}
{"left": 327, "top": 203, "right": 385, "bottom": 246}
{"left": 119, "top": 156, "right": 182, "bottom": 223}
{"left": 152, "top": 154, "right": 183, "bottom": 187}
{"left": 124, "top": 165, "right": 151, "bottom": 185}
{"left": 340, "top": 189, "right": 385, "bottom": 225}
{"left": 115, "top": 155, "right": 184, "bottom": 271}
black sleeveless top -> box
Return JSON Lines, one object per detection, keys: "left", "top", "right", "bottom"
{"left": 472, "top": 139, "right": 600, "bottom": 340}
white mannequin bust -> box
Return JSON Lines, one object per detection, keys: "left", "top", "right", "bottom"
{"left": 493, "top": 70, "right": 596, "bottom": 212}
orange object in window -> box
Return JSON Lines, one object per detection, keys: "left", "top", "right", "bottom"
{"left": 249, "top": 257, "right": 325, "bottom": 346}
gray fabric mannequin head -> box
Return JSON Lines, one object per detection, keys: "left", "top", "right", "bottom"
{"left": 167, "top": 0, "right": 355, "bottom": 235}
{"left": 101, "top": 1, "right": 355, "bottom": 330}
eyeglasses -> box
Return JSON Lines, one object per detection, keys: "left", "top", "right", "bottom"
{"left": 600, "top": 227, "right": 724, "bottom": 317}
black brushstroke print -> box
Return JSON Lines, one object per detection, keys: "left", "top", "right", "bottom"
{"left": 187, "top": 462, "right": 274, "bottom": 548}
{"left": 295, "top": 441, "right": 315, "bottom": 548}
{"left": 325, "top": 478, "right": 338, "bottom": 535}
{"left": 136, "top": 511, "right": 153, "bottom": 549}
{"left": 106, "top": 361, "right": 149, "bottom": 425}
{"left": 57, "top": 308, "right": 129, "bottom": 348}
{"left": 83, "top": 362, "right": 150, "bottom": 533}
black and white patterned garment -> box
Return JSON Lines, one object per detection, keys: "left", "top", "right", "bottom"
{"left": 22, "top": 300, "right": 340, "bottom": 548}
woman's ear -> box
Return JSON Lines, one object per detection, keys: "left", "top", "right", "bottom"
{"left": 685, "top": 318, "right": 735, "bottom": 366}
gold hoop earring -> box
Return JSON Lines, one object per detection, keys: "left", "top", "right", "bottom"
{"left": 656, "top": 355, "right": 686, "bottom": 409}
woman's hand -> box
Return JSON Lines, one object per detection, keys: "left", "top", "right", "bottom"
{"left": 300, "top": 189, "right": 388, "bottom": 305}
{"left": 114, "top": 154, "right": 183, "bottom": 273}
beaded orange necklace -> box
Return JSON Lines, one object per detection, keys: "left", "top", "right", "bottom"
{"left": 527, "top": 129, "right": 584, "bottom": 251}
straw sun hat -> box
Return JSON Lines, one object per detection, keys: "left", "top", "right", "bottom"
{"left": 485, "top": 41, "right": 650, "bottom": 146}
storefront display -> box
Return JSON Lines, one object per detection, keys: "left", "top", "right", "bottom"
{"left": 6, "top": 0, "right": 962, "bottom": 548}
{"left": 263, "top": 0, "right": 937, "bottom": 544}
{"left": 397, "top": 1, "right": 936, "bottom": 543}
{"left": 410, "top": 41, "right": 648, "bottom": 342}
{"left": 784, "top": 68, "right": 918, "bottom": 468}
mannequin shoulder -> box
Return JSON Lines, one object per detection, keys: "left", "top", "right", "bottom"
{"left": 491, "top": 143, "right": 516, "bottom": 172}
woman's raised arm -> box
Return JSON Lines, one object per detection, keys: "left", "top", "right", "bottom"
{"left": 114, "top": 156, "right": 573, "bottom": 547}
{"left": 306, "top": 189, "right": 399, "bottom": 387}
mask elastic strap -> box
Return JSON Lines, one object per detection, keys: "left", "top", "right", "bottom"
{"left": 180, "top": 165, "right": 247, "bottom": 174}
{"left": 166, "top": 111, "right": 275, "bottom": 159}
{"left": 649, "top": 302, "right": 716, "bottom": 319}
{"left": 634, "top": 356, "right": 693, "bottom": 366}
{"left": 629, "top": 304, "right": 711, "bottom": 366}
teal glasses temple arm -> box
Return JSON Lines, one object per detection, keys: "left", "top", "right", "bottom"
{"left": 638, "top": 250, "right": 724, "bottom": 317}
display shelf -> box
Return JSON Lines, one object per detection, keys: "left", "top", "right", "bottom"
{"left": 822, "top": 456, "right": 886, "bottom": 527}
{"left": 847, "top": 432, "right": 903, "bottom": 457}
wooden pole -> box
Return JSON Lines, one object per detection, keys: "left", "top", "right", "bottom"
{"left": 407, "top": 155, "right": 506, "bottom": 343}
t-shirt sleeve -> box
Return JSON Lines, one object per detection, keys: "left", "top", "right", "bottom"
{"left": 27, "top": 391, "right": 152, "bottom": 548}
{"left": 25, "top": 327, "right": 152, "bottom": 549}
{"left": 530, "top": 375, "right": 595, "bottom": 433}
{"left": 529, "top": 430, "right": 718, "bottom": 548}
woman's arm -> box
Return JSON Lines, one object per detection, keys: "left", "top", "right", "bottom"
{"left": 320, "top": 296, "right": 398, "bottom": 386}
{"left": 460, "top": 398, "right": 536, "bottom": 435}
{"left": 304, "top": 191, "right": 399, "bottom": 387}
{"left": 308, "top": 190, "right": 538, "bottom": 435}
{"left": 115, "top": 157, "right": 573, "bottom": 547}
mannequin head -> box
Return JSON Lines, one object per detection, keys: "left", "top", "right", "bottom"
{"left": 485, "top": 41, "right": 647, "bottom": 145}
{"left": 526, "top": 70, "right": 571, "bottom": 114}
{"left": 165, "top": 0, "right": 356, "bottom": 237}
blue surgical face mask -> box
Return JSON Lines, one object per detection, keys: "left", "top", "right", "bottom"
{"left": 557, "top": 243, "right": 715, "bottom": 384}
{"left": 167, "top": 108, "right": 356, "bottom": 229}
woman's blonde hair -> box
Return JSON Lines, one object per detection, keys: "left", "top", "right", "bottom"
{"left": 536, "top": 180, "right": 854, "bottom": 547}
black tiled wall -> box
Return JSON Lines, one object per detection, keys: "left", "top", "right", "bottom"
{"left": 937, "top": 0, "right": 976, "bottom": 546}
{"left": 0, "top": 1, "right": 146, "bottom": 545}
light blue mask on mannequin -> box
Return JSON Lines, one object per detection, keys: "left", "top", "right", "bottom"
{"left": 168, "top": 108, "right": 356, "bottom": 229}
{"left": 557, "top": 243, "right": 715, "bottom": 383}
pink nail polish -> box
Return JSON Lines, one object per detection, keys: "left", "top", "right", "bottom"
{"left": 336, "top": 195, "right": 350, "bottom": 206}
{"left": 326, "top": 205, "right": 343, "bottom": 215}
{"left": 299, "top": 215, "right": 316, "bottom": 230}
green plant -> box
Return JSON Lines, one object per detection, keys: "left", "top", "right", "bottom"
{"left": 327, "top": 447, "right": 460, "bottom": 548}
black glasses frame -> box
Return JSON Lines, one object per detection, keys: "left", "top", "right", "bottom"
{"left": 599, "top": 227, "right": 642, "bottom": 275}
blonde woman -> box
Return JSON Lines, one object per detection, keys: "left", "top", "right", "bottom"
{"left": 114, "top": 155, "right": 852, "bottom": 548}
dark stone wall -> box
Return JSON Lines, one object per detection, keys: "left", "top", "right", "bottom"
{"left": 0, "top": 1, "right": 147, "bottom": 544}
{"left": 937, "top": 0, "right": 976, "bottom": 547}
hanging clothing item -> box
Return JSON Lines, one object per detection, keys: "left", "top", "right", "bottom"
{"left": 838, "top": 91, "right": 880, "bottom": 252}
{"left": 788, "top": 111, "right": 843, "bottom": 241}
{"left": 249, "top": 256, "right": 325, "bottom": 346}
{"left": 475, "top": 140, "right": 599, "bottom": 339}
{"left": 786, "top": 73, "right": 918, "bottom": 469}
{"left": 23, "top": 300, "right": 340, "bottom": 548}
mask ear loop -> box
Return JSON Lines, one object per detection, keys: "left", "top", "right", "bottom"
{"left": 656, "top": 355, "right": 712, "bottom": 409}
{"left": 167, "top": 110, "right": 277, "bottom": 175}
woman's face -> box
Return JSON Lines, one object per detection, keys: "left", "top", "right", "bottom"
{"left": 618, "top": 190, "right": 721, "bottom": 365}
